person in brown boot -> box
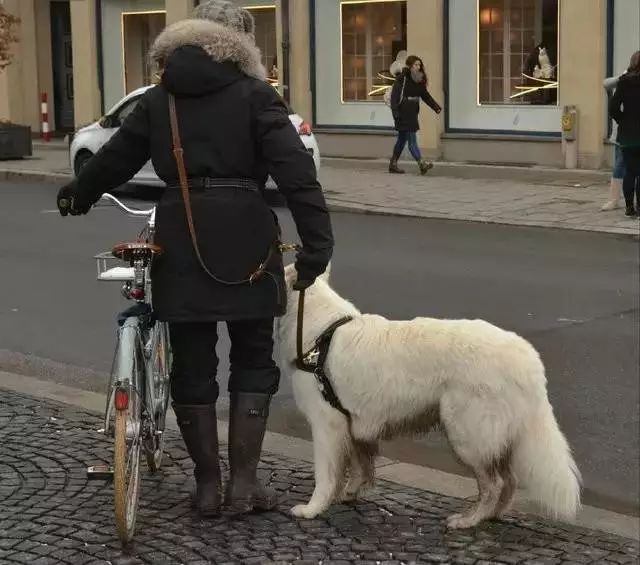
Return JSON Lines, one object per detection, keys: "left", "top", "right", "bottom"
{"left": 389, "top": 55, "right": 441, "bottom": 175}
{"left": 56, "top": 0, "right": 333, "bottom": 518}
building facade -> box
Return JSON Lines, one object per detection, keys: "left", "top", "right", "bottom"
{"left": 1, "top": 0, "right": 638, "bottom": 169}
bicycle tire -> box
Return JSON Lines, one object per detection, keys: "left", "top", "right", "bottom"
{"left": 114, "top": 407, "right": 141, "bottom": 543}
{"left": 112, "top": 322, "right": 143, "bottom": 544}
{"left": 144, "top": 322, "right": 171, "bottom": 472}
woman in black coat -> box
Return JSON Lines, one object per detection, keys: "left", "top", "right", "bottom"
{"left": 56, "top": 2, "right": 333, "bottom": 517}
{"left": 610, "top": 51, "right": 640, "bottom": 217}
{"left": 389, "top": 55, "right": 442, "bottom": 175}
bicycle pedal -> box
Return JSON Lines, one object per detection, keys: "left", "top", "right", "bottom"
{"left": 86, "top": 465, "right": 114, "bottom": 480}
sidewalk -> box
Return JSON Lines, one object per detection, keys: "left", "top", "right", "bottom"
{"left": 0, "top": 382, "right": 638, "bottom": 565}
{"left": 1, "top": 144, "right": 638, "bottom": 236}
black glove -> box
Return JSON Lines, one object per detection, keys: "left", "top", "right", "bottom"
{"left": 56, "top": 180, "right": 93, "bottom": 216}
{"left": 293, "top": 247, "right": 332, "bottom": 291}
{"left": 293, "top": 278, "right": 314, "bottom": 291}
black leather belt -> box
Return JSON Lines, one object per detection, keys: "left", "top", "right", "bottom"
{"left": 166, "top": 177, "right": 259, "bottom": 192}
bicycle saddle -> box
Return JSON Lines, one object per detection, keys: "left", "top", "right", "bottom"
{"left": 112, "top": 242, "right": 163, "bottom": 264}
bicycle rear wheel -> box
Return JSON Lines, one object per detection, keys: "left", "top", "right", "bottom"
{"left": 112, "top": 321, "right": 143, "bottom": 544}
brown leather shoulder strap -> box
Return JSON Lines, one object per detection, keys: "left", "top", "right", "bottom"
{"left": 167, "top": 93, "right": 273, "bottom": 286}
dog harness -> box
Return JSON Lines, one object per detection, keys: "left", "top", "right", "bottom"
{"left": 296, "top": 315, "right": 353, "bottom": 419}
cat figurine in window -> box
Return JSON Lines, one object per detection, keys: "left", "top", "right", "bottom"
{"left": 533, "top": 46, "right": 555, "bottom": 80}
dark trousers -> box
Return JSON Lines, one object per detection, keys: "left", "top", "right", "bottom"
{"left": 169, "top": 318, "right": 279, "bottom": 405}
{"left": 622, "top": 147, "right": 640, "bottom": 209}
{"left": 393, "top": 131, "right": 422, "bottom": 161}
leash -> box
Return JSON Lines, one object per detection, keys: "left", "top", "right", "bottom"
{"left": 168, "top": 93, "right": 274, "bottom": 285}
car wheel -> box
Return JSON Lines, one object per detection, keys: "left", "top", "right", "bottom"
{"left": 74, "top": 151, "right": 94, "bottom": 176}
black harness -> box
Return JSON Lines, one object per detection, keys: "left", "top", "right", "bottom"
{"left": 296, "top": 315, "right": 353, "bottom": 419}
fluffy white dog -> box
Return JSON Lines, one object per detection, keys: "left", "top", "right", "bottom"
{"left": 276, "top": 265, "right": 581, "bottom": 529}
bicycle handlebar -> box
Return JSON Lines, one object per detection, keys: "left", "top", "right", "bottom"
{"left": 98, "top": 194, "right": 155, "bottom": 218}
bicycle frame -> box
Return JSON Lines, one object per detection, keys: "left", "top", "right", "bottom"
{"left": 95, "top": 195, "right": 166, "bottom": 440}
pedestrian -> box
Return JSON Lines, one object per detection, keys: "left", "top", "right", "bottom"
{"left": 56, "top": 0, "right": 333, "bottom": 517}
{"left": 610, "top": 50, "right": 640, "bottom": 217}
{"left": 388, "top": 55, "right": 442, "bottom": 175}
{"left": 601, "top": 72, "right": 626, "bottom": 211}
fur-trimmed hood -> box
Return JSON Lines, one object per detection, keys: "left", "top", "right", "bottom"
{"left": 150, "top": 18, "right": 266, "bottom": 82}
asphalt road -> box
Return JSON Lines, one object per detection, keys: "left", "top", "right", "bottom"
{"left": 0, "top": 180, "right": 638, "bottom": 516}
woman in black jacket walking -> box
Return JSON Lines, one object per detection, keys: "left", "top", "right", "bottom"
{"left": 610, "top": 50, "right": 640, "bottom": 217}
{"left": 389, "top": 55, "right": 442, "bottom": 175}
{"left": 56, "top": 0, "right": 333, "bottom": 517}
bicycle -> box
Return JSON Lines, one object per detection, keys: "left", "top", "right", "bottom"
{"left": 86, "top": 193, "right": 171, "bottom": 544}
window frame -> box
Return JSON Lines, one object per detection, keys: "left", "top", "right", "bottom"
{"left": 339, "top": 0, "right": 407, "bottom": 104}
{"left": 476, "top": 0, "right": 559, "bottom": 107}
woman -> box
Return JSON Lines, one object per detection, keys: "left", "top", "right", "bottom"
{"left": 389, "top": 55, "right": 442, "bottom": 175}
{"left": 601, "top": 72, "right": 625, "bottom": 211}
{"left": 610, "top": 50, "right": 640, "bottom": 217}
{"left": 56, "top": 0, "right": 333, "bottom": 516}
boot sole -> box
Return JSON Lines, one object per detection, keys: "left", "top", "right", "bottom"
{"left": 223, "top": 499, "right": 278, "bottom": 514}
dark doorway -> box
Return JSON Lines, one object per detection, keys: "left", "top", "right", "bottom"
{"left": 50, "top": 1, "right": 74, "bottom": 131}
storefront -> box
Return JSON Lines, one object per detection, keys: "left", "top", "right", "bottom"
{"left": 101, "top": 0, "right": 166, "bottom": 111}
{"left": 313, "top": 0, "right": 407, "bottom": 129}
{"left": 448, "top": 0, "right": 561, "bottom": 135}
{"left": 308, "top": 0, "right": 639, "bottom": 167}
{"left": 102, "top": 0, "right": 278, "bottom": 110}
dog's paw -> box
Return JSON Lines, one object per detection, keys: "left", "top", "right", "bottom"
{"left": 290, "top": 504, "right": 320, "bottom": 519}
{"left": 446, "top": 513, "right": 479, "bottom": 530}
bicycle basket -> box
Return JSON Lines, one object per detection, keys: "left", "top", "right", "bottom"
{"left": 95, "top": 252, "right": 136, "bottom": 282}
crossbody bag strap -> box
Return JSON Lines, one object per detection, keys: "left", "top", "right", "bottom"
{"left": 167, "top": 93, "right": 273, "bottom": 286}
{"left": 399, "top": 76, "right": 407, "bottom": 104}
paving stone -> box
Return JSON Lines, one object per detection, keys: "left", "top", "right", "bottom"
{"left": 0, "top": 389, "right": 637, "bottom": 565}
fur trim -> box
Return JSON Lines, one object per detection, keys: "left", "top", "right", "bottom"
{"left": 149, "top": 19, "right": 266, "bottom": 81}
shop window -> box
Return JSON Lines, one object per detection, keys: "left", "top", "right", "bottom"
{"left": 245, "top": 6, "right": 278, "bottom": 82}
{"left": 341, "top": 0, "right": 407, "bottom": 103}
{"left": 478, "top": 0, "right": 558, "bottom": 105}
{"left": 122, "top": 11, "right": 166, "bottom": 93}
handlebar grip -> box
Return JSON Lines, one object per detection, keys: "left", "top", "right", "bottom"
{"left": 58, "top": 197, "right": 73, "bottom": 216}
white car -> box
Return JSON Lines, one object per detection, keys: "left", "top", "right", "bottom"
{"left": 69, "top": 86, "right": 321, "bottom": 189}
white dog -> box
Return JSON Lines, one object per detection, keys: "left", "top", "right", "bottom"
{"left": 277, "top": 265, "right": 581, "bottom": 529}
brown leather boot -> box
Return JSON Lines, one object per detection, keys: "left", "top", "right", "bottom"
{"left": 224, "top": 392, "right": 278, "bottom": 513}
{"left": 172, "top": 403, "right": 222, "bottom": 516}
{"left": 418, "top": 159, "right": 434, "bottom": 175}
{"left": 388, "top": 157, "right": 405, "bottom": 174}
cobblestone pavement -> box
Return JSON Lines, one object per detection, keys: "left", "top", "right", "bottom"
{"left": 0, "top": 389, "right": 638, "bottom": 565}
{"left": 1, "top": 147, "right": 638, "bottom": 236}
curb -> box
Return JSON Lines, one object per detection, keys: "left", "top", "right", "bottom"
{"left": 325, "top": 199, "right": 640, "bottom": 237}
{"left": 2, "top": 167, "right": 636, "bottom": 237}
{"left": 1, "top": 370, "right": 638, "bottom": 541}
{"left": 0, "top": 168, "right": 71, "bottom": 183}
{"left": 323, "top": 157, "right": 612, "bottom": 184}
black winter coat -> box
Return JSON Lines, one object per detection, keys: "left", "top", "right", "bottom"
{"left": 610, "top": 73, "right": 640, "bottom": 148}
{"left": 68, "top": 18, "right": 333, "bottom": 322}
{"left": 390, "top": 68, "right": 441, "bottom": 132}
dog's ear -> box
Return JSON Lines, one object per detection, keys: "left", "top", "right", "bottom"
{"left": 319, "top": 262, "right": 332, "bottom": 283}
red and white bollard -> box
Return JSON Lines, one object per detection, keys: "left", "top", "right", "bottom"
{"left": 41, "top": 93, "right": 51, "bottom": 142}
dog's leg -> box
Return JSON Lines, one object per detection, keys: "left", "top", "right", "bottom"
{"left": 290, "top": 414, "right": 349, "bottom": 519}
{"left": 492, "top": 465, "right": 516, "bottom": 518}
{"left": 341, "top": 440, "right": 378, "bottom": 502}
{"left": 446, "top": 465, "right": 503, "bottom": 529}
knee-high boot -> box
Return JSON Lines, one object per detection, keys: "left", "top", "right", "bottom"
{"left": 223, "top": 392, "right": 278, "bottom": 512}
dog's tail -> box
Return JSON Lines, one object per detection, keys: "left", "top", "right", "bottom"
{"left": 512, "top": 400, "right": 581, "bottom": 520}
